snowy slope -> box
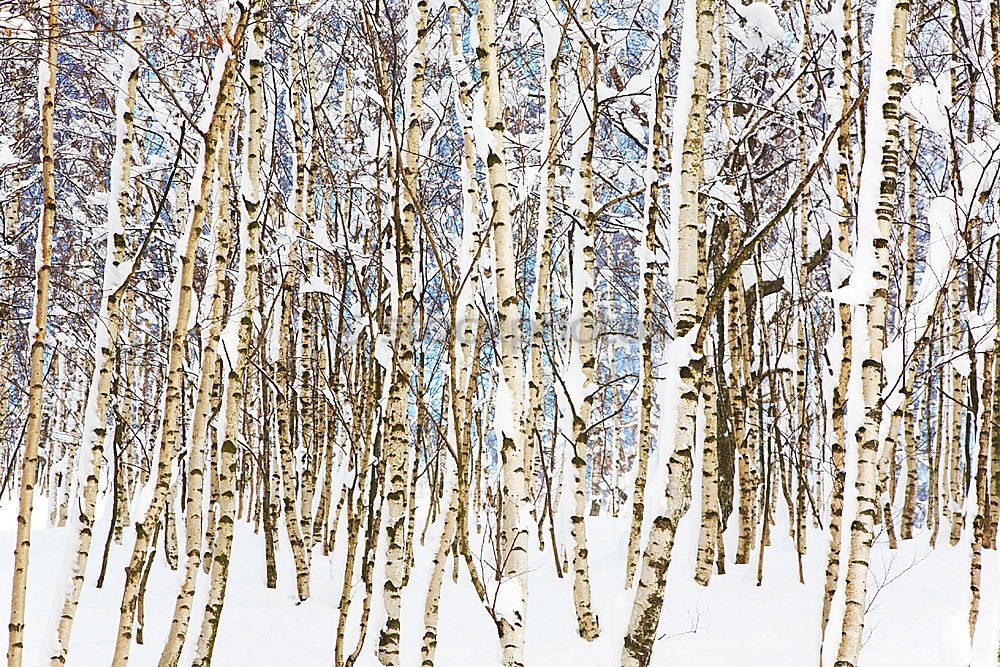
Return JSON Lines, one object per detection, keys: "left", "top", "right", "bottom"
{"left": 3, "top": 497, "right": 995, "bottom": 666}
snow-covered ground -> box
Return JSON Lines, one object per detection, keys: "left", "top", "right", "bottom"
{"left": 3, "top": 498, "right": 996, "bottom": 666}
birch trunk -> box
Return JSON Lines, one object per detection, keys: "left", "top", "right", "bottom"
{"left": 158, "top": 45, "right": 242, "bottom": 666}
{"left": 110, "top": 13, "right": 246, "bottom": 663}
{"left": 969, "top": 344, "right": 993, "bottom": 637}
{"left": 794, "top": 0, "right": 812, "bottom": 580}
{"left": 191, "top": 53, "right": 261, "bottom": 653}
{"left": 565, "top": 0, "right": 600, "bottom": 637}
{"left": 621, "top": 0, "right": 714, "bottom": 660}
{"left": 694, "top": 354, "right": 720, "bottom": 585}
{"left": 900, "top": 86, "right": 919, "bottom": 539}
{"left": 831, "top": 0, "right": 909, "bottom": 661}
{"left": 717, "top": 5, "right": 758, "bottom": 568}
{"left": 270, "top": 0, "right": 312, "bottom": 603}
{"left": 47, "top": 10, "right": 141, "bottom": 664}
{"left": 377, "top": 0, "right": 427, "bottom": 659}
{"left": 475, "top": 0, "right": 530, "bottom": 660}
{"left": 820, "top": 0, "right": 853, "bottom": 639}
{"left": 525, "top": 0, "right": 560, "bottom": 503}
{"left": 948, "top": 284, "right": 967, "bottom": 546}
{"left": 8, "top": 3, "right": 57, "bottom": 663}
{"left": 625, "top": 0, "right": 671, "bottom": 586}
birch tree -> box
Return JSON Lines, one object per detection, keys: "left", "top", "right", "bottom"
{"left": 378, "top": 0, "right": 428, "bottom": 659}
{"left": 7, "top": 2, "right": 58, "bottom": 663}
{"left": 827, "top": 0, "right": 910, "bottom": 661}
{"left": 621, "top": 0, "right": 714, "bottom": 659}
{"left": 110, "top": 11, "right": 247, "bottom": 663}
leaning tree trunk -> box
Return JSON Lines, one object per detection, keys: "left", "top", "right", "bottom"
{"left": 190, "top": 35, "right": 264, "bottom": 652}
{"left": 47, "top": 10, "right": 141, "bottom": 665}
{"left": 158, "top": 42, "right": 240, "bottom": 667}
{"left": 109, "top": 12, "right": 246, "bottom": 664}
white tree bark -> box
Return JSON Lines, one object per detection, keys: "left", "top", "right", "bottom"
{"left": 8, "top": 3, "right": 58, "bottom": 663}
{"left": 621, "top": 0, "right": 714, "bottom": 660}
{"left": 828, "top": 0, "right": 909, "bottom": 662}
{"left": 475, "top": 0, "right": 530, "bottom": 661}
{"left": 109, "top": 11, "right": 247, "bottom": 664}
{"left": 46, "top": 10, "right": 141, "bottom": 664}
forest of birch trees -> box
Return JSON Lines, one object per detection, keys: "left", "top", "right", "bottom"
{"left": 1, "top": 0, "right": 999, "bottom": 662}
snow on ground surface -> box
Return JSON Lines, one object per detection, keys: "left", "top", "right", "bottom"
{"left": 2, "top": 497, "right": 996, "bottom": 666}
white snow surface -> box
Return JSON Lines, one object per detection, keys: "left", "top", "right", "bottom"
{"left": 2, "top": 494, "right": 995, "bottom": 665}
